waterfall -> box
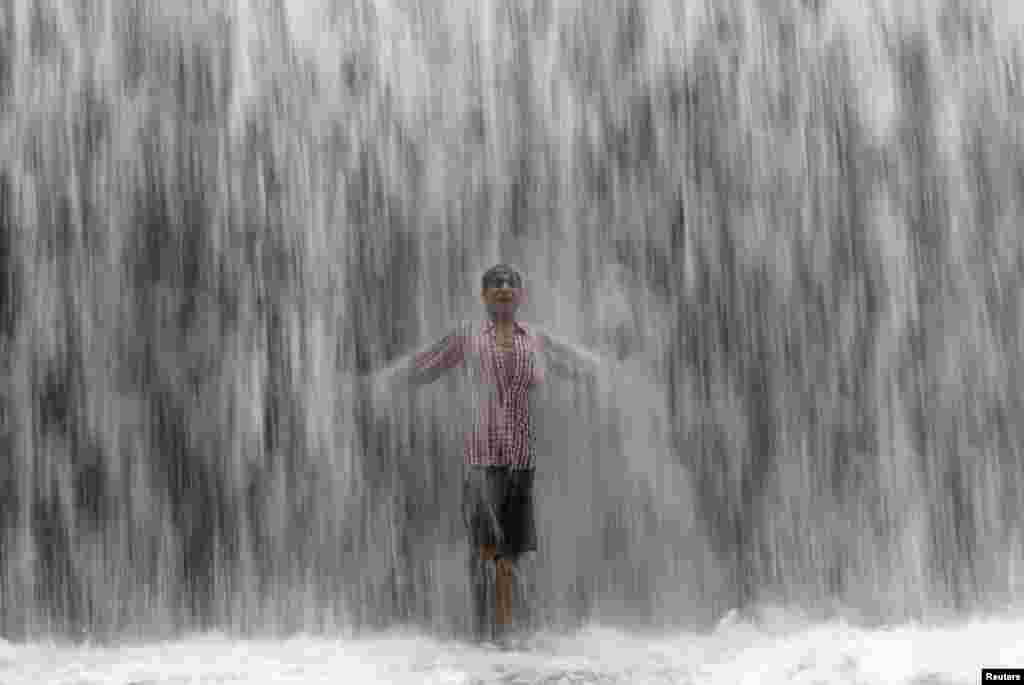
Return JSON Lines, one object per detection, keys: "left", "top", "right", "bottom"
{"left": 2, "top": 0, "right": 1023, "bottom": 640}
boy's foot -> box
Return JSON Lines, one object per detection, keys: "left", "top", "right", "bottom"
{"left": 493, "top": 634, "right": 522, "bottom": 651}
{"left": 493, "top": 623, "right": 532, "bottom": 651}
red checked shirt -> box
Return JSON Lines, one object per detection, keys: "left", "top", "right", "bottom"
{"left": 408, "top": 319, "right": 545, "bottom": 469}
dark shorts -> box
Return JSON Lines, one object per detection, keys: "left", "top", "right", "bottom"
{"left": 462, "top": 466, "right": 537, "bottom": 560}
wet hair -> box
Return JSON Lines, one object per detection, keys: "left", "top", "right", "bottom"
{"left": 481, "top": 263, "right": 523, "bottom": 290}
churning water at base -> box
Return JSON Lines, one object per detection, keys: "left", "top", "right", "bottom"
{"left": 3, "top": 612, "right": 1024, "bottom": 684}
{"left": 5, "top": 0, "right": 1024, "bottom": 673}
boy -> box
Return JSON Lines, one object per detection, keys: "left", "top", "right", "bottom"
{"left": 365, "top": 263, "right": 608, "bottom": 644}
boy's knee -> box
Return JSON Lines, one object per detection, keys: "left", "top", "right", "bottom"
{"left": 479, "top": 544, "right": 498, "bottom": 561}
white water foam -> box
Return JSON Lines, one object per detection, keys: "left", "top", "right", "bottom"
{"left": 1, "top": 610, "right": 1022, "bottom": 684}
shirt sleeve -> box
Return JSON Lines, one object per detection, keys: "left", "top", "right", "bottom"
{"left": 407, "top": 324, "right": 467, "bottom": 386}
{"left": 538, "top": 328, "right": 603, "bottom": 381}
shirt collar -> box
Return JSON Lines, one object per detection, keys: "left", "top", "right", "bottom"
{"left": 483, "top": 319, "right": 528, "bottom": 335}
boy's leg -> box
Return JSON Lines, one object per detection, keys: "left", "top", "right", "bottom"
{"left": 480, "top": 544, "right": 513, "bottom": 630}
{"left": 495, "top": 556, "right": 514, "bottom": 627}
{"left": 464, "top": 468, "right": 502, "bottom": 642}
{"left": 495, "top": 469, "right": 535, "bottom": 632}
{"left": 467, "top": 545, "right": 515, "bottom": 642}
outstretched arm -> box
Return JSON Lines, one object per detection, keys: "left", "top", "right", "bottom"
{"left": 538, "top": 328, "right": 607, "bottom": 383}
{"left": 362, "top": 322, "right": 468, "bottom": 402}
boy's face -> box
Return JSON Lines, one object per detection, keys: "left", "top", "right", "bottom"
{"left": 481, "top": 287, "right": 523, "bottom": 321}
{"left": 481, "top": 287, "right": 520, "bottom": 306}
{"left": 481, "top": 268, "right": 523, "bottom": 319}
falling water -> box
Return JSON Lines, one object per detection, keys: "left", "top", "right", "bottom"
{"left": 2, "top": 0, "right": 1024, "bottom": 644}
